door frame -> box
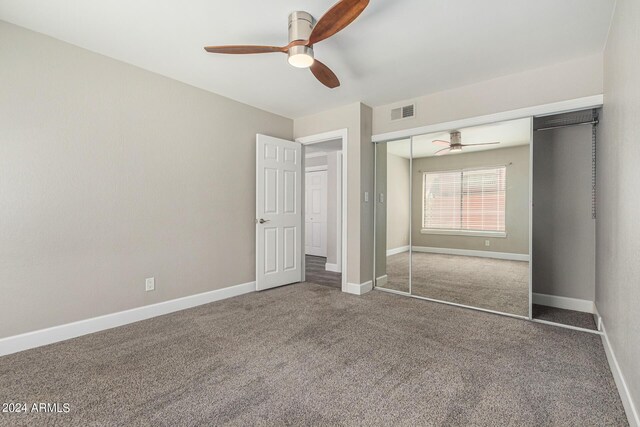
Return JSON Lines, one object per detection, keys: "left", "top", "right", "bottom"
{"left": 297, "top": 129, "right": 348, "bottom": 292}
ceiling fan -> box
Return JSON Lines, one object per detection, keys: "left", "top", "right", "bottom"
{"left": 432, "top": 131, "right": 500, "bottom": 156}
{"left": 203, "top": 0, "right": 370, "bottom": 89}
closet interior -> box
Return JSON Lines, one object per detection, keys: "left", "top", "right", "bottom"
{"left": 531, "top": 109, "right": 601, "bottom": 331}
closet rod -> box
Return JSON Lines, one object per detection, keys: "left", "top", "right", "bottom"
{"left": 535, "top": 120, "right": 598, "bottom": 132}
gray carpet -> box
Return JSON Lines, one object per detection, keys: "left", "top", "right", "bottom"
{"left": 382, "top": 252, "right": 530, "bottom": 316}
{"left": 533, "top": 304, "right": 598, "bottom": 330}
{"left": 305, "top": 255, "right": 341, "bottom": 289}
{"left": 0, "top": 284, "right": 626, "bottom": 426}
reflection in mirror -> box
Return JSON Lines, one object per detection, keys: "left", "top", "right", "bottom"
{"left": 375, "top": 140, "right": 410, "bottom": 293}
{"left": 410, "top": 118, "right": 531, "bottom": 316}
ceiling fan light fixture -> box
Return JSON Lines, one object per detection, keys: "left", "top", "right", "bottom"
{"left": 288, "top": 45, "right": 315, "bottom": 68}
{"left": 203, "top": 1, "right": 370, "bottom": 88}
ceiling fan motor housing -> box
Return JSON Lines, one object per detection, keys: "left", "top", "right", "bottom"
{"left": 450, "top": 131, "right": 462, "bottom": 145}
{"left": 288, "top": 11, "right": 315, "bottom": 65}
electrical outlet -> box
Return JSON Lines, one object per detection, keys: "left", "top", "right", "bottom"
{"left": 145, "top": 277, "right": 155, "bottom": 291}
{"left": 485, "top": 240, "right": 490, "bottom": 247}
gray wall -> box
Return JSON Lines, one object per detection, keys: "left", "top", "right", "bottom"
{"left": 305, "top": 155, "right": 328, "bottom": 168}
{"left": 411, "top": 146, "right": 530, "bottom": 255}
{"left": 386, "top": 153, "right": 410, "bottom": 251}
{"left": 0, "top": 22, "right": 293, "bottom": 338}
{"left": 597, "top": 0, "right": 640, "bottom": 416}
{"left": 533, "top": 126, "right": 595, "bottom": 300}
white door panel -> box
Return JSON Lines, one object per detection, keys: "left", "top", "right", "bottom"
{"left": 256, "top": 134, "right": 302, "bottom": 290}
{"left": 305, "top": 170, "right": 327, "bottom": 257}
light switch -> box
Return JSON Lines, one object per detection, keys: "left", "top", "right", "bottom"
{"left": 364, "top": 191, "right": 369, "bottom": 202}
{"left": 379, "top": 193, "right": 385, "bottom": 203}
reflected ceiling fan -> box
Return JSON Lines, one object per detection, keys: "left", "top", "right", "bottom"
{"left": 432, "top": 131, "right": 500, "bottom": 156}
{"left": 203, "top": 0, "right": 370, "bottom": 89}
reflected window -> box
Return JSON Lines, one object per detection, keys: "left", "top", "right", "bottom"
{"left": 422, "top": 166, "right": 506, "bottom": 233}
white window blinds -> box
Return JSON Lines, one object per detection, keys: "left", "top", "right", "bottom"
{"left": 422, "top": 167, "right": 506, "bottom": 232}
{"left": 423, "top": 171, "right": 462, "bottom": 230}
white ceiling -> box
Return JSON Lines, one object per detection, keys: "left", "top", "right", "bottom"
{"left": 0, "top": 0, "right": 615, "bottom": 118}
{"left": 386, "top": 117, "right": 531, "bottom": 158}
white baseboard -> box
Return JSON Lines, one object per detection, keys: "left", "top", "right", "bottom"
{"left": 325, "top": 263, "right": 341, "bottom": 273}
{"left": 593, "top": 304, "right": 603, "bottom": 331}
{"left": 412, "top": 246, "right": 529, "bottom": 261}
{"left": 600, "top": 319, "right": 640, "bottom": 427}
{"left": 387, "top": 246, "right": 409, "bottom": 256}
{"left": 532, "top": 293, "right": 594, "bottom": 314}
{"left": 345, "top": 280, "right": 373, "bottom": 295}
{"left": 0, "top": 281, "right": 256, "bottom": 357}
{"left": 375, "top": 275, "right": 388, "bottom": 287}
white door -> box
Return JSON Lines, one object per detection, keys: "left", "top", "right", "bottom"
{"left": 305, "top": 170, "right": 327, "bottom": 257}
{"left": 256, "top": 134, "right": 302, "bottom": 290}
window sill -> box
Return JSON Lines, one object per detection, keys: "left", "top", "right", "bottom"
{"left": 420, "top": 229, "right": 507, "bottom": 238}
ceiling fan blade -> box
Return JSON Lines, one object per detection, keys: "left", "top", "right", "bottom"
{"left": 434, "top": 147, "right": 451, "bottom": 156}
{"left": 310, "top": 59, "right": 340, "bottom": 89}
{"left": 460, "top": 142, "right": 501, "bottom": 147}
{"left": 204, "top": 45, "right": 286, "bottom": 54}
{"left": 432, "top": 140, "right": 451, "bottom": 147}
{"left": 309, "top": 0, "right": 370, "bottom": 45}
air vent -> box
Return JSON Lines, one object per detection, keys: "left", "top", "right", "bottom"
{"left": 391, "top": 104, "right": 416, "bottom": 121}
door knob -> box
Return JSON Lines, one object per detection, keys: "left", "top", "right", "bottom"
{"left": 257, "top": 218, "right": 270, "bottom": 224}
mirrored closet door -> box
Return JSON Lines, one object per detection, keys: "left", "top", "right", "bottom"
{"left": 375, "top": 139, "right": 410, "bottom": 293}
{"left": 374, "top": 118, "right": 532, "bottom": 317}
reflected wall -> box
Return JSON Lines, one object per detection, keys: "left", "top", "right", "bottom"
{"left": 375, "top": 140, "right": 410, "bottom": 293}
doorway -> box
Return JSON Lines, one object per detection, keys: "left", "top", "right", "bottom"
{"left": 305, "top": 169, "right": 328, "bottom": 257}
{"left": 298, "top": 130, "right": 347, "bottom": 291}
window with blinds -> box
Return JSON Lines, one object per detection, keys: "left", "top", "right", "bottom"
{"left": 422, "top": 167, "right": 506, "bottom": 232}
